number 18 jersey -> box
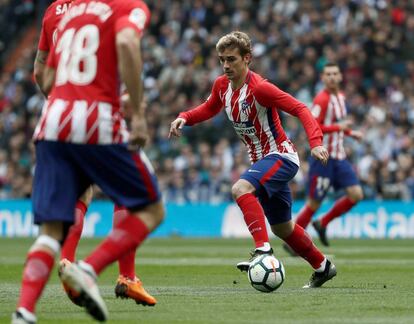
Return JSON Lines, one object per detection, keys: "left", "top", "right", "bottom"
{"left": 34, "top": 0, "right": 150, "bottom": 144}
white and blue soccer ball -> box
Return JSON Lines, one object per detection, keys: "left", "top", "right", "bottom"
{"left": 248, "top": 255, "right": 285, "bottom": 292}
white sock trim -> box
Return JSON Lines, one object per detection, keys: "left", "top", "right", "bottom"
{"left": 256, "top": 242, "right": 272, "bottom": 252}
{"left": 315, "top": 258, "right": 327, "bottom": 272}
{"left": 33, "top": 235, "right": 60, "bottom": 254}
{"left": 16, "top": 307, "right": 37, "bottom": 322}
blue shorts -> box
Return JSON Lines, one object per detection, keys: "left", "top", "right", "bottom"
{"left": 308, "top": 157, "right": 359, "bottom": 201}
{"left": 240, "top": 154, "right": 299, "bottom": 225}
{"left": 32, "top": 141, "right": 161, "bottom": 225}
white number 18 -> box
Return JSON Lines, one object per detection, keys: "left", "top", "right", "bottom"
{"left": 55, "top": 24, "right": 99, "bottom": 86}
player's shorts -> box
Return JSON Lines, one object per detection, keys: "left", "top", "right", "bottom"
{"left": 32, "top": 140, "right": 161, "bottom": 225}
{"left": 308, "top": 156, "right": 359, "bottom": 201}
{"left": 240, "top": 154, "right": 299, "bottom": 225}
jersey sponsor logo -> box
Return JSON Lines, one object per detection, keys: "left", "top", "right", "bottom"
{"left": 129, "top": 8, "right": 147, "bottom": 30}
{"left": 232, "top": 121, "right": 255, "bottom": 135}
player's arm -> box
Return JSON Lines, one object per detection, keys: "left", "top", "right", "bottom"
{"left": 116, "top": 27, "right": 143, "bottom": 116}
{"left": 254, "top": 81, "right": 328, "bottom": 163}
{"left": 42, "top": 65, "right": 56, "bottom": 96}
{"left": 169, "top": 79, "right": 223, "bottom": 138}
{"left": 115, "top": 3, "right": 151, "bottom": 147}
{"left": 116, "top": 26, "right": 147, "bottom": 147}
{"left": 34, "top": 50, "right": 49, "bottom": 96}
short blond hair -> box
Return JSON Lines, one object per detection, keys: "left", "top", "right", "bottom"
{"left": 216, "top": 31, "right": 252, "bottom": 57}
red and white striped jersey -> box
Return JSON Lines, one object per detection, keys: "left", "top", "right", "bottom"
{"left": 34, "top": 0, "right": 150, "bottom": 144}
{"left": 311, "top": 89, "right": 347, "bottom": 160}
{"left": 179, "top": 71, "right": 323, "bottom": 165}
{"left": 38, "top": 0, "right": 74, "bottom": 52}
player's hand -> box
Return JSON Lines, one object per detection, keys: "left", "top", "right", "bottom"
{"left": 311, "top": 146, "right": 329, "bottom": 165}
{"left": 349, "top": 130, "right": 363, "bottom": 141}
{"left": 338, "top": 119, "right": 353, "bottom": 131}
{"left": 128, "top": 114, "right": 148, "bottom": 149}
{"left": 168, "top": 117, "right": 186, "bottom": 138}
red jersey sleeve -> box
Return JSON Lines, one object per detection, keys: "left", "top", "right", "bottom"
{"left": 46, "top": 41, "right": 57, "bottom": 69}
{"left": 38, "top": 20, "right": 50, "bottom": 52}
{"left": 254, "top": 80, "right": 323, "bottom": 148}
{"left": 178, "top": 78, "right": 224, "bottom": 125}
{"left": 115, "top": 1, "right": 150, "bottom": 37}
{"left": 37, "top": 5, "right": 54, "bottom": 52}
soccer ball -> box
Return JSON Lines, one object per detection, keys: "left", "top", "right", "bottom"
{"left": 247, "top": 255, "right": 285, "bottom": 292}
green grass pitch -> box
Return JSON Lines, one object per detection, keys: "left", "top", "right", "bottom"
{"left": 1, "top": 238, "right": 413, "bottom": 323}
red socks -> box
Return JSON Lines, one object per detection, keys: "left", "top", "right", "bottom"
{"left": 61, "top": 200, "right": 87, "bottom": 262}
{"left": 284, "top": 224, "right": 325, "bottom": 269}
{"left": 236, "top": 193, "right": 269, "bottom": 249}
{"left": 17, "top": 250, "right": 55, "bottom": 312}
{"left": 320, "top": 196, "right": 356, "bottom": 227}
{"left": 85, "top": 213, "right": 149, "bottom": 275}
{"left": 295, "top": 204, "right": 316, "bottom": 229}
{"left": 113, "top": 206, "right": 136, "bottom": 280}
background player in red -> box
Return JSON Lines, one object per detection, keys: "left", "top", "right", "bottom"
{"left": 292, "top": 63, "right": 364, "bottom": 247}
{"left": 33, "top": 0, "right": 156, "bottom": 307}
{"left": 169, "top": 31, "right": 336, "bottom": 289}
{"left": 12, "top": 1, "right": 164, "bottom": 323}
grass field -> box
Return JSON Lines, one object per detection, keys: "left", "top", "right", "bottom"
{"left": 1, "top": 238, "right": 413, "bottom": 323}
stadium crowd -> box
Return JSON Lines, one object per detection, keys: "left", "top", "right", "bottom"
{"left": 1, "top": 0, "right": 414, "bottom": 203}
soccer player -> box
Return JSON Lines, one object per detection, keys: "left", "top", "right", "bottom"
{"left": 33, "top": 0, "right": 156, "bottom": 308}
{"left": 12, "top": 1, "right": 164, "bottom": 323}
{"left": 292, "top": 63, "right": 364, "bottom": 246}
{"left": 169, "top": 31, "right": 337, "bottom": 288}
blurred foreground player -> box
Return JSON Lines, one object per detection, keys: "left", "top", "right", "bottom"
{"left": 170, "top": 31, "right": 336, "bottom": 289}
{"left": 12, "top": 0, "right": 164, "bottom": 323}
{"left": 291, "top": 63, "right": 363, "bottom": 248}
{"left": 33, "top": 0, "right": 157, "bottom": 308}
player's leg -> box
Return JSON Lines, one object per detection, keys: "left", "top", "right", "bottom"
{"left": 112, "top": 205, "right": 157, "bottom": 306}
{"left": 232, "top": 178, "right": 272, "bottom": 264}
{"left": 235, "top": 155, "right": 302, "bottom": 271}
{"left": 295, "top": 157, "right": 332, "bottom": 229}
{"left": 13, "top": 141, "right": 95, "bottom": 323}
{"left": 313, "top": 160, "right": 363, "bottom": 246}
{"left": 60, "top": 186, "right": 93, "bottom": 262}
{"left": 283, "top": 197, "right": 321, "bottom": 256}
{"left": 263, "top": 190, "right": 336, "bottom": 288}
{"left": 295, "top": 197, "right": 321, "bottom": 228}
{"left": 12, "top": 223, "right": 63, "bottom": 324}
{"left": 272, "top": 219, "right": 336, "bottom": 288}
{"left": 58, "top": 145, "right": 164, "bottom": 316}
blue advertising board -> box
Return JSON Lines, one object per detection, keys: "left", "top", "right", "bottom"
{"left": 0, "top": 200, "right": 413, "bottom": 238}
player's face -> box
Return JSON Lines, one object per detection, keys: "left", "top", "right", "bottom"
{"left": 322, "top": 66, "right": 342, "bottom": 91}
{"left": 218, "top": 47, "right": 250, "bottom": 82}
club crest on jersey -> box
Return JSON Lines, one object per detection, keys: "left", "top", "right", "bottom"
{"left": 239, "top": 99, "right": 251, "bottom": 121}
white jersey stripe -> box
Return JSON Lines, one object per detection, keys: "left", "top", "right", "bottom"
{"left": 44, "top": 99, "right": 67, "bottom": 141}
{"left": 97, "top": 102, "right": 113, "bottom": 144}
{"left": 71, "top": 100, "right": 88, "bottom": 143}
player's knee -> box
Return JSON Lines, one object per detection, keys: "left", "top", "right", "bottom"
{"left": 79, "top": 186, "right": 94, "bottom": 206}
{"left": 271, "top": 221, "right": 294, "bottom": 239}
{"left": 138, "top": 201, "right": 165, "bottom": 231}
{"left": 307, "top": 199, "right": 321, "bottom": 211}
{"left": 231, "top": 180, "right": 254, "bottom": 200}
{"left": 348, "top": 186, "right": 363, "bottom": 202}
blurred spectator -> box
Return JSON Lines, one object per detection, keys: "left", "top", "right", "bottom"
{"left": 1, "top": 0, "right": 414, "bottom": 201}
